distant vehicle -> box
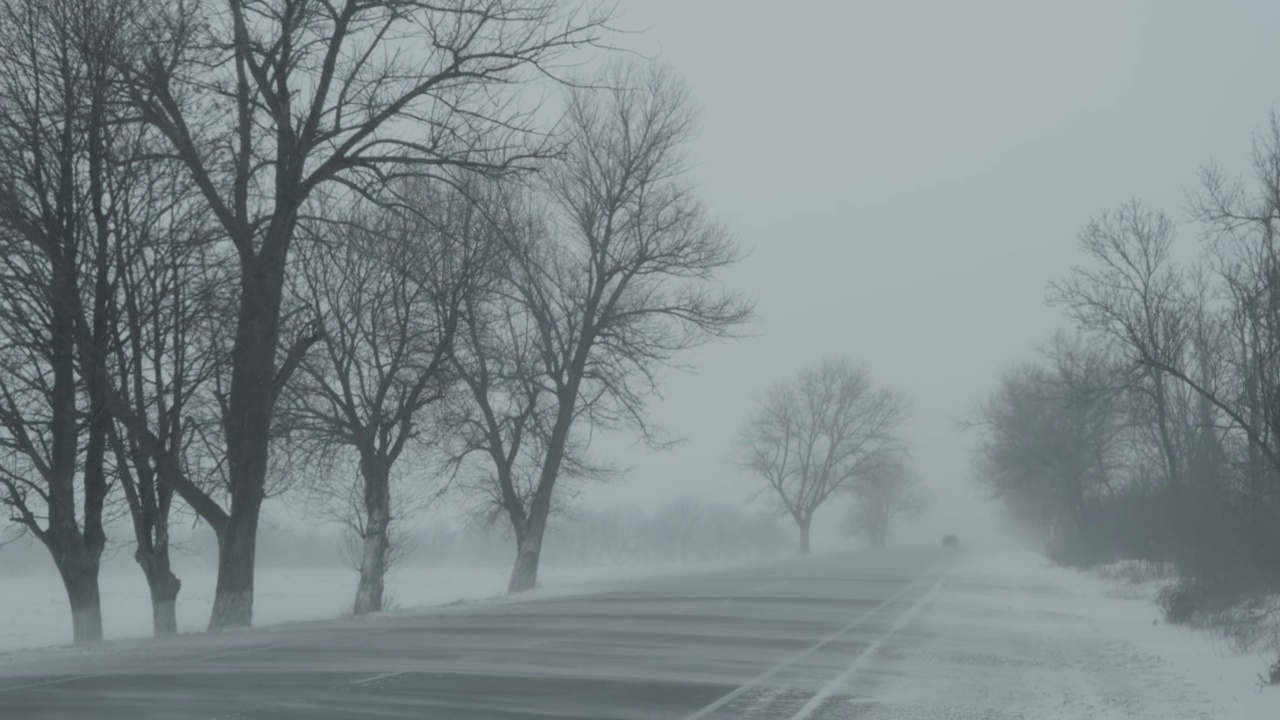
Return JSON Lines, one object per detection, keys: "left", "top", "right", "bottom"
{"left": 942, "top": 534, "right": 960, "bottom": 548}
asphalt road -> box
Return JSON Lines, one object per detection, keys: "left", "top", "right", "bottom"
{"left": 0, "top": 549, "right": 955, "bottom": 720}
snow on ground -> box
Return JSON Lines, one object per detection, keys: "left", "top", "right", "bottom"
{"left": 847, "top": 551, "right": 1276, "bottom": 719}
{"left": 0, "top": 557, "right": 765, "bottom": 655}
{"left": 6, "top": 549, "right": 1276, "bottom": 718}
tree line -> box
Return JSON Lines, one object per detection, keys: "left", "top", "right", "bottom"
{"left": 968, "top": 113, "right": 1280, "bottom": 611}
{"left": 0, "top": 0, "right": 754, "bottom": 644}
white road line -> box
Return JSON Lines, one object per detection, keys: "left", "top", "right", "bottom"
{"left": 0, "top": 673, "right": 102, "bottom": 694}
{"left": 180, "top": 643, "right": 289, "bottom": 664}
{"left": 681, "top": 567, "right": 939, "bottom": 720}
{"left": 350, "top": 670, "right": 409, "bottom": 686}
{"left": 0, "top": 642, "right": 288, "bottom": 695}
{"left": 787, "top": 574, "right": 949, "bottom": 720}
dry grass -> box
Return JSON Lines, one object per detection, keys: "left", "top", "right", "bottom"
{"left": 1198, "top": 595, "right": 1280, "bottom": 656}
{"left": 1092, "top": 559, "right": 1178, "bottom": 601}
{"left": 1094, "top": 559, "right": 1179, "bottom": 585}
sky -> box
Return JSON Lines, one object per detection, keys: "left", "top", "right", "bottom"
{"left": 5, "top": 0, "right": 1280, "bottom": 570}
{"left": 558, "top": 0, "right": 1280, "bottom": 547}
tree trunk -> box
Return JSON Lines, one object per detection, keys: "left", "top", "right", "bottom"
{"left": 148, "top": 570, "right": 181, "bottom": 638}
{"left": 353, "top": 528, "right": 389, "bottom": 615}
{"left": 798, "top": 516, "right": 812, "bottom": 555}
{"left": 353, "top": 462, "right": 392, "bottom": 615}
{"left": 45, "top": 260, "right": 106, "bottom": 645}
{"left": 508, "top": 504, "right": 548, "bottom": 593}
{"left": 508, "top": 393, "right": 576, "bottom": 594}
{"left": 209, "top": 501, "right": 261, "bottom": 631}
{"left": 58, "top": 557, "right": 104, "bottom": 644}
{"left": 209, "top": 256, "right": 285, "bottom": 631}
{"left": 871, "top": 521, "right": 887, "bottom": 549}
{"left": 136, "top": 541, "right": 182, "bottom": 638}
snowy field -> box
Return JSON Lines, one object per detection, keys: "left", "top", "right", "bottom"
{"left": 0, "top": 559, "right": 758, "bottom": 655}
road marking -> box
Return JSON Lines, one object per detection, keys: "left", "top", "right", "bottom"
{"left": 0, "top": 673, "right": 102, "bottom": 694}
{"left": 350, "top": 670, "right": 409, "bottom": 686}
{"left": 181, "top": 643, "right": 288, "bottom": 664}
{"left": 0, "top": 642, "right": 289, "bottom": 695}
{"left": 787, "top": 574, "right": 949, "bottom": 720}
{"left": 681, "top": 567, "right": 938, "bottom": 720}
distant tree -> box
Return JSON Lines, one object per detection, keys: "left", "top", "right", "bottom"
{"left": 840, "top": 454, "right": 933, "bottom": 549}
{"left": 541, "top": 499, "right": 787, "bottom": 565}
{"left": 965, "top": 335, "right": 1131, "bottom": 554}
{"left": 652, "top": 497, "right": 706, "bottom": 562}
{"left": 737, "top": 358, "right": 910, "bottom": 554}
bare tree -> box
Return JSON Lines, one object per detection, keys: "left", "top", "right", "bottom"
{"left": 1048, "top": 200, "right": 1195, "bottom": 497}
{"left": 1178, "top": 119, "right": 1280, "bottom": 583}
{"left": 1184, "top": 122, "right": 1280, "bottom": 470}
{"left": 738, "top": 358, "right": 910, "bottom": 555}
{"left": 110, "top": 0, "right": 611, "bottom": 630}
{"left": 485, "top": 62, "right": 752, "bottom": 591}
{"left": 444, "top": 181, "right": 545, "bottom": 559}
{"left": 332, "top": 469, "right": 421, "bottom": 610}
{"left": 106, "top": 162, "right": 225, "bottom": 637}
{"left": 841, "top": 453, "right": 933, "bottom": 549}
{"left": 445, "top": 185, "right": 600, "bottom": 584}
{"left": 965, "top": 335, "right": 1132, "bottom": 554}
{"left": 0, "top": 0, "right": 142, "bottom": 643}
{"left": 283, "top": 180, "right": 489, "bottom": 615}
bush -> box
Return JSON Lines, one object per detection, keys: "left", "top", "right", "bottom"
{"left": 1158, "top": 579, "right": 1198, "bottom": 625}
{"left": 1157, "top": 576, "right": 1255, "bottom": 626}
{"left": 1262, "top": 656, "right": 1280, "bottom": 687}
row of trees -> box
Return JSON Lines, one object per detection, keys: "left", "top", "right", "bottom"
{"left": 0, "top": 0, "right": 753, "bottom": 644}
{"left": 541, "top": 498, "right": 790, "bottom": 565}
{"left": 969, "top": 115, "right": 1280, "bottom": 601}
{"left": 331, "top": 499, "right": 790, "bottom": 571}
{"left": 735, "top": 358, "right": 928, "bottom": 553}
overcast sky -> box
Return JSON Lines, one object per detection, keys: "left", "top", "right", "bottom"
{"left": 551, "top": 0, "right": 1280, "bottom": 546}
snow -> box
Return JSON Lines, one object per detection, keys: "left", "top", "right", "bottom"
{"left": 0, "top": 558, "right": 762, "bottom": 655}
{"left": 845, "top": 551, "right": 1277, "bottom": 719}
{"left": 3, "top": 549, "right": 1276, "bottom": 719}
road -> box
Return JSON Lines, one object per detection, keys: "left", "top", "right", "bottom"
{"left": 0, "top": 548, "right": 1238, "bottom": 719}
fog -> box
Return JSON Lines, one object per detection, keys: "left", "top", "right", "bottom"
{"left": 5, "top": 1, "right": 1280, "bottom": 716}
{"left": 578, "top": 0, "right": 1280, "bottom": 549}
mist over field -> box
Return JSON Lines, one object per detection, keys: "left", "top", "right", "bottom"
{"left": 2, "top": 1, "right": 1280, "bottom": 718}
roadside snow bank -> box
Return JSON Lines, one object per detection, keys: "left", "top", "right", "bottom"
{"left": 830, "top": 550, "right": 1275, "bottom": 718}
{"left": 967, "top": 552, "right": 1276, "bottom": 717}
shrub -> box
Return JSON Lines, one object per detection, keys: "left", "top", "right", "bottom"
{"left": 1261, "top": 656, "right": 1280, "bottom": 687}
{"left": 1158, "top": 579, "right": 1198, "bottom": 625}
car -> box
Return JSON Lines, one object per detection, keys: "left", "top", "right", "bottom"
{"left": 942, "top": 534, "right": 960, "bottom": 548}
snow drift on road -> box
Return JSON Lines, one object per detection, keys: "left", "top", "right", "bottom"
{"left": 850, "top": 551, "right": 1276, "bottom": 720}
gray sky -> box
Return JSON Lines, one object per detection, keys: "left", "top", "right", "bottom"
{"left": 573, "top": 0, "right": 1280, "bottom": 544}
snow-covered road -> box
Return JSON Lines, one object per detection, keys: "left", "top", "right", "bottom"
{"left": 0, "top": 548, "right": 1272, "bottom": 719}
